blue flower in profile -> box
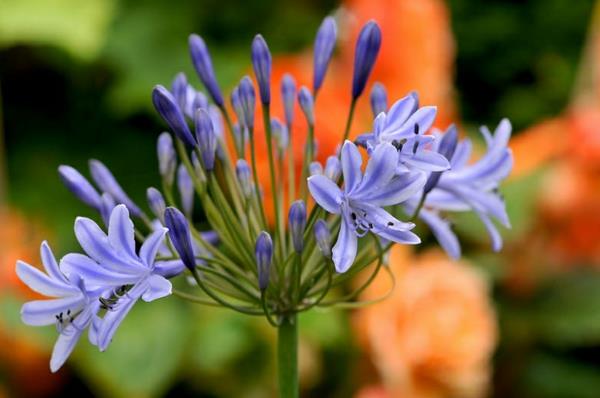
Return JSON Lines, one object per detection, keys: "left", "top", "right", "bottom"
{"left": 189, "top": 34, "right": 224, "bottom": 107}
{"left": 308, "top": 141, "right": 425, "bottom": 272}
{"left": 356, "top": 93, "right": 449, "bottom": 172}
{"left": 16, "top": 242, "right": 102, "bottom": 372}
{"left": 412, "top": 119, "right": 513, "bottom": 258}
{"left": 313, "top": 16, "right": 337, "bottom": 95}
{"left": 351, "top": 21, "right": 382, "bottom": 99}
{"left": 60, "top": 205, "right": 172, "bottom": 351}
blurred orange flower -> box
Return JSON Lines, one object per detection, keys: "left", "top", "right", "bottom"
{"left": 354, "top": 247, "right": 497, "bottom": 398}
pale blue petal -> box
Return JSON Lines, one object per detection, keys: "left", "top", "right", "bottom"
{"left": 340, "top": 140, "right": 362, "bottom": 193}
{"left": 21, "top": 295, "right": 84, "bottom": 326}
{"left": 400, "top": 150, "right": 450, "bottom": 172}
{"left": 97, "top": 293, "right": 140, "bottom": 351}
{"left": 419, "top": 209, "right": 461, "bottom": 259}
{"left": 40, "top": 241, "right": 68, "bottom": 283}
{"left": 332, "top": 218, "right": 357, "bottom": 273}
{"left": 382, "top": 94, "right": 417, "bottom": 134}
{"left": 360, "top": 203, "right": 415, "bottom": 231}
{"left": 154, "top": 260, "right": 186, "bottom": 278}
{"left": 355, "top": 171, "right": 425, "bottom": 206}
{"left": 307, "top": 175, "right": 343, "bottom": 214}
{"left": 108, "top": 205, "right": 137, "bottom": 262}
{"left": 50, "top": 324, "right": 84, "bottom": 372}
{"left": 61, "top": 253, "right": 137, "bottom": 286}
{"left": 404, "top": 106, "right": 437, "bottom": 133}
{"left": 141, "top": 275, "right": 172, "bottom": 302}
{"left": 352, "top": 143, "right": 397, "bottom": 195}
{"left": 16, "top": 261, "right": 77, "bottom": 297}
{"left": 140, "top": 228, "right": 168, "bottom": 268}
{"left": 376, "top": 228, "right": 421, "bottom": 245}
{"left": 450, "top": 139, "right": 472, "bottom": 169}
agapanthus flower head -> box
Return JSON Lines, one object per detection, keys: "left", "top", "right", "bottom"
{"left": 189, "top": 34, "right": 224, "bottom": 107}
{"left": 89, "top": 159, "right": 142, "bottom": 217}
{"left": 239, "top": 76, "right": 256, "bottom": 130}
{"left": 298, "top": 86, "right": 315, "bottom": 126}
{"left": 164, "top": 207, "right": 196, "bottom": 271}
{"left": 194, "top": 108, "right": 218, "bottom": 171}
{"left": 58, "top": 165, "right": 102, "bottom": 211}
{"left": 281, "top": 73, "right": 296, "bottom": 127}
{"left": 157, "top": 132, "right": 177, "bottom": 185}
{"left": 152, "top": 85, "right": 196, "bottom": 147}
{"left": 288, "top": 200, "right": 307, "bottom": 253}
{"left": 251, "top": 34, "right": 272, "bottom": 105}
{"left": 352, "top": 20, "right": 382, "bottom": 99}
{"left": 255, "top": 231, "right": 273, "bottom": 290}
{"left": 370, "top": 82, "right": 388, "bottom": 117}
{"left": 313, "top": 16, "right": 337, "bottom": 95}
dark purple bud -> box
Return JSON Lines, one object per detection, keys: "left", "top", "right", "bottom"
{"left": 58, "top": 165, "right": 102, "bottom": 210}
{"left": 171, "top": 72, "right": 189, "bottom": 110}
{"left": 89, "top": 159, "right": 142, "bottom": 217}
{"left": 251, "top": 34, "right": 272, "bottom": 105}
{"left": 424, "top": 125, "right": 458, "bottom": 194}
{"left": 147, "top": 187, "right": 166, "bottom": 222}
{"left": 99, "top": 193, "right": 116, "bottom": 227}
{"left": 288, "top": 200, "right": 307, "bottom": 253}
{"left": 324, "top": 155, "right": 341, "bottom": 181}
{"left": 309, "top": 161, "right": 323, "bottom": 176}
{"left": 314, "top": 219, "right": 331, "bottom": 258}
{"left": 189, "top": 34, "right": 224, "bottom": 107}
{"left": 194, "top": 108, "right": 218, "bottom": 171}
{"left": 177, "top": 165, "right": 194, "bottom": 217}
{"left": 164, "top": 207, "right": 196, "bottom": 271}
{"left": 313, "top": 16, "right": 337, "bottom": 94}
{"left": 281, "top": 74, "right": 296, "bottom": 127}
{"left": 255, "top": 231, "right": 273, "bottom": 290}
{"left": 370, "top": 82, "right": 387, "bottom": 117}
{"left": 152, "top": 85, "right": 196, "bottom": 147}
{"left": 157, "top": 133, "right": 177, "bottom": 186}
{"left": 298, "top": 86, "right": 314, "bottom": 126}
{"left": 351, "top": 21, "right": 382, "bottom": 99}
{"left": 238, "top": 76, "right": 256, "bottom": 129}
{"left": 236, "top": 159, "right": 253, "bottom": 197}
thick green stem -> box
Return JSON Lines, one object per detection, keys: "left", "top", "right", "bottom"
{"left": 278, "top": 314, "right": 299, "bottom": 398}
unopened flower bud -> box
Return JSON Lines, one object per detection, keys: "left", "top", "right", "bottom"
{"left": 239, "top": 76, "right": 256, "bottom": 129}
{"left": 255, "top": 231, "right": 273, "bottom": 290}
{"left": 189, "top": 34, "right": 224, "bottom": 107}
{"left": 164, "top": 207, "right": 196, "bottom": 271}
{"left": 171, "top": 72, "right": 188, "bottom": 110}
{"left": 270, "top": 118, "right": 288, "bottom": 154}
{"left": 152, "top": 85, "right": 196, "bottom": 147}
{"left": 281, "top": 74, "right": 296, "bottom": 127}
{"left": 324, "top": 156, "right": 341, "bottom": 181}
{"left": 236, "top": 159, "right": 253, "bottom": 197}
{"left": 313, "top": 16, "right": 337, "bottom": 95}
{"left": 288, "top": 200, "right": 307, "bottom": 253}
{"left": 424, "top": 124, "right": 458, "bottom": 194}
{"left": 147, "top": 187, "right": 166, "bottom": 222}
{"left": 352, "top": 21, "right": 382, "bottom": 99}
{"left": 194, "top": 108, "right": 218, "bottom": 171}
{"left": 298, "top": 86, "right": 314, "bottom": 126}
{"left": 58, "top": 165, "right": 102, "bottom": 210}
{"left": 157, "top": 133, "right": 177, "bottom": 186}
{"left": 251, "top": 34, "right": 272, "bottom": 105}
{"left": 314, "top": 219, "right": 331, "bottom": 258}
{"left": 370, "top": 82, "right": 387, "bottom": 117}
{"left": 177, "top": 165, "right": 194, "bottom": 217}
{"left": 309, "top": 161, "right": 323, "bottom": 176}
{"left": 89, "top": 159, "right": 142, "bottom": 217}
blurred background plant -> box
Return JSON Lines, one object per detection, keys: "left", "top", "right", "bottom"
{"left": 1, "top": 0, "right": 600, "bottom": 397}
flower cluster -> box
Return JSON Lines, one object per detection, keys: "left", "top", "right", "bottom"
{"left": 16, "top": 15, "right": 512, "bottom": 373}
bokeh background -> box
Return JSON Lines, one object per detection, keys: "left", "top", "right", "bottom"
{"left": 1, "top": 0, "right": 600, "bottom": 397}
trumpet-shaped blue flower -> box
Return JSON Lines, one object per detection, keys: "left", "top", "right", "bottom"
{"left": 413, "top": 119, "right": 513, "bottom": 258}
{"left": 60, "top": 205, "right": 172, "bottom": 351}
{"left": 308, "top": 141, "right": 425, "bottom": 272}
{"left": 16, "top": 242, "right": 102, "bottom": 372}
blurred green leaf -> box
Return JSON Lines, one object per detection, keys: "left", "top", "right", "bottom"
{"left": 75, "top": 298, "right": 190, "bottom": 398}
{"left": 0, "top": 0, "right": 116, "bottom": 59}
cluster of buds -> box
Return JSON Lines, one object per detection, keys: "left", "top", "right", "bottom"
{"left": 16, "top": 15, "right": 512, "bottom": 373}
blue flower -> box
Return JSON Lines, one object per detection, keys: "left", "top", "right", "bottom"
{"left": 356, "top": 93, "right": 449, "bottom": 172}
{"left": 177, "top": 165, "right": 194, "bottom": 217}
{"left": 281, "top": 74, "right": 296, "bottom": 127}
{"left": 308, "top": 141, "right": 425, "bottom": 272}
{"left": 251, "top": 34, "right": 272, "bottom": 105}
{"left": 89, "top": 159, "right": 143, "bottom": 217}
{"left": 157, "top": 132, "right": 177, "bottom": 186}
{"left": 58, "top": 165, "right": 102, "bottom": 211}
{"left": 16, "top": 242, "right": 102, "bottom": 372}
{"left": 189, "top": 34, "right": 224, "bottom": 107}
{"left": 369, "top": 82, "right": 387, "bottom": 117}
{"left": 313, "top": 16, "right": 337, "bottom": 95}
{"left": 255, "top": 231, "right": 273, "bottom": 290}
{"left": 60, "top": 205, "right": 172, "bottom": 351}
{"left": 152, "top": 85, "right": 196, "bottom": 147}
{"left": 170, "top": 73, "right": 208, "bottom": 119}
{"left": 413, "top": 119, "right": 513, "bottom": 258}
{"left": 351, "top": 21, "right": 381, "bottom": 99}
